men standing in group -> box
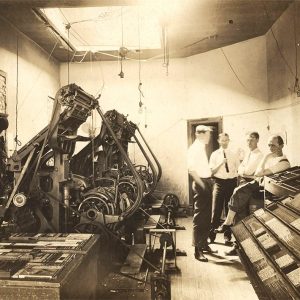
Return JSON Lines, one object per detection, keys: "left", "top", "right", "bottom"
{"left": 187, "top": 125, "right": 216, "bottom": 262}
{"left": 237, "top": 132, "right": 264, "bottom": 185}
{"left": 215, "top": 135, "right": 290, "bottom": 233}
{"left": 208, "top": 133, "right": 240, "bottom": 244}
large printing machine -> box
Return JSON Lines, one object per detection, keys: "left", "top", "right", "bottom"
{"left": 0, "top": 84, "right": 179, "bottom": 299}
{"left": 232, "top": 167, "right": 300, "bottom": 299}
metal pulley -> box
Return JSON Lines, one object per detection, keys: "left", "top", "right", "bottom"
{"left": 159, "top": 232, "right": 173, "bottom": 248}
{"left": 163, "top": 193, "right": 179, "bottom": 210}
{"left": 12, "top": 193, "right": 27, "bottom": 207}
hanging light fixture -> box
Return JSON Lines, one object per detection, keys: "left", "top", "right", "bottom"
{"left": 118, "top": 7, "right": 126, "bottom": 78}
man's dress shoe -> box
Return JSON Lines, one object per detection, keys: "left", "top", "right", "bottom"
{"left": 224, "top": 247, "right": 238, "bottom": 256}
{"left": 214, "top": 224, "right": 231, "bottom": 233}
{"left": 194, "top": 251, "right": 208, "bottom": 262}
{"left": 224, "top": 236, "right": 233, "bottom": 246}
{"left": 202, "top": 245, "right": 218, "bottom": 254}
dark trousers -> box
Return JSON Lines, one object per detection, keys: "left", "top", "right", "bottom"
{"left": 228, "top": 180, "right": 260, "bottom": 218}
{"left": 192, "top": 178, "right": 213, "bottom": 249}
{"left": 211, "top": 178, "right": 237, "bottom": 240}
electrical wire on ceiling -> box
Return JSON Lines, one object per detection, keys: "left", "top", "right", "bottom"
{"left": 58, "top": 9, "right": 91, "bottom": 64}
{"left": 220, "top": 96, "right": 300, "bottom": 119}
{"left": 137, "top": 7, "right": 144, "bottom": 114}
{"left": 71, "top": 51, "right": 89, "bottom": 63}
{"left": 59, "top": 6, "right": 127, "bottom": 26}
{"left": 148, "top": 97, "right": 300, "bottom": 144}
{"left": 56, "top": 7, "right": 149, "bottom": 63}
{"left": 118, "top": 7, "right": 125, "bottom": 78}
{"left": 14, "top": 34, "right": 21, "bottom": 150}
{"left": 66, "top": 22, "right": 71, "bottom": 85}
{"left": 220, "top": 48, "right": 253, "bottom": 97}
{"left": 40, "top": 7, "right": 162, "bottom": 64}
{"left": 14, "top": 34, "right": 59, "bottom": 112}
{"left": 94, "top": 51, "right": 147, "bottom": 61}
{"left": 88, "top": 50, "right": 97, "bottom": 184}
{"left": 59, "top": 9, "right": 106, "bottom": 98}
{"left": 161, "top": 23, "right": 169, "bottom": 75}
{"left": 14, "top": 32, "right": 58, "bottom": 143}
{"left": 261, "top": 0, "right": 296, "bottom": 79}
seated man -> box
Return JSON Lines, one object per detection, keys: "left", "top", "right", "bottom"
{"left": 237, "top": 131, "right": 263, "bottom": 185}
{"left": 215, "top": 135, "right": 290, "bottom": 232}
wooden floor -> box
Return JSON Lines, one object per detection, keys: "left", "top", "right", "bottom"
{"left": 98, "top": 216, "right": 258, "bottom": 300}
{"left": 171, "top": 216, "right": 258, "bottom": 300}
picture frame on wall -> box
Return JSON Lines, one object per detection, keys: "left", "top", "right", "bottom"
{"left": 0, "top": 70, "right": 7, "bottom": 117}
{"left": 0, "top": 69, "right": 8, "bottom": 157}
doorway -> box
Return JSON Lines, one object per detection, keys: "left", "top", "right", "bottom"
{"left": 187, "top": 117, "right": 223, "bottom": 207}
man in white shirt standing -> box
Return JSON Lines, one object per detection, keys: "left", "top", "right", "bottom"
{"left": 209, "top": 133, "right": 240, "bottom": 244}
{"left": 238, "top": 132, "right": 264, "bottom": 185}
{"left": 187, "top": 125, "right": 216, "bottom": 262}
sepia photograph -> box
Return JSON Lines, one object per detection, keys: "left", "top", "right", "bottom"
{"left": 0, "top": 0, "right": 300, "bottom": 299}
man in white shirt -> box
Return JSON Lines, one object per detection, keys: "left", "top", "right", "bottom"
{"left": 238, "top": 132, "right": 264, "bottom": 184}
{"left": 187, "top": 125, "right": 216, "bottom": 262}
{"left": 215, "top": 135, "right": 290, "bottom": 233}
{"left": 209, "top": 133, "right": 240, "bottom": 244}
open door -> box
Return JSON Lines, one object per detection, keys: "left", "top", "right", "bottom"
{"left": 187, "top": 117, "right": 223, "bottom": 208}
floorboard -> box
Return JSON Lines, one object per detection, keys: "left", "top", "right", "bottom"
{"left": 97, "top": 216, "right": 258, "bottom": 300}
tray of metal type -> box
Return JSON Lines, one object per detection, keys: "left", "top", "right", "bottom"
{"left": 266, "top": 202, "right": 300, "bottom": 231}
{"left": 243, "top": 217, "right": 299, "bottom": 273}
{"left": 0, "top": 260, "right": 27, "bottom": 279}
{"left": 264, "top": 167, "right": 300, "bottom": 197}
{"left": 252, "top": 210, "right": 300, "bottom": 258}
{"left": 0, "top": 234, "right": 100, "bottom": 300}
{"left": 267, "top": 167, "right": 300, "bottom": 182}
{"left": 232, "top": 221, "right": 299, "bottom": 299}
{"left": 281, "top": 194, "right": 300, "bottom": 215}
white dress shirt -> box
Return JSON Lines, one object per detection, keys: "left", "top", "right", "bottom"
{"left": 262, "top": 154, "right": 290, "bottom": 174}
{"left": 209, "top": 148, "right": 239, "bottom": 179}
{"left": 187, "top": 139, "right": 211, "bottom": 178}
{"left": 238, "top": 148, "right": 263, "bottom": 176}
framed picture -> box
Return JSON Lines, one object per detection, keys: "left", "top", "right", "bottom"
{"left": 0, "top": 70, "right": 7, "bottom": 117}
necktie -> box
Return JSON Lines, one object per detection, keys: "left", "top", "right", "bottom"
{"left": 223, "top": 150, "right": 229, "bottom": 173}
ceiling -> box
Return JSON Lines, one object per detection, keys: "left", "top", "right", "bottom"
{"left": 0, "top": 0, "right": 293, "bottom": 63}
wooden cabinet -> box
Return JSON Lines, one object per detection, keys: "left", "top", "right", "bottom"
{"left": 0, "top": 234, "right": 100, "bottom": 300}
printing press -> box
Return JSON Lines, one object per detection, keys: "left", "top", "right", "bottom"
{"left": 232, "top": 167, "right": 300, "bottom": 299}
{"left": 0, "top": 84, "right": 178, "bottom": 299}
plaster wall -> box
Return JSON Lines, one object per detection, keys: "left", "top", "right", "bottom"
{"left": 0, "top": 16, "right": 60, "bottom": 156}
{"left": 60, "top": 35, "right": 268, "bottom": 205}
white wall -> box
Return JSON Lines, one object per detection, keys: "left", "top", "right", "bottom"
{"left": 1, "top": 3, "right": 297, "bottom": 209}
{"left": 186, "top": 36, "right": 269, "bottom": 149}
{"left": 266, "top": 2, "right": 300, "bottom": 167}
{"left": 0, "top": 16, "right": 60, "bottom": 156}
{"left": 60, "top": 35, "right": 269, "bottom": 205}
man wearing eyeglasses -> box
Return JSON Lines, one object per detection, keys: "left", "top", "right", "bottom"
{"left": 215, "top": 135, "right": 290, "bottom": 234}
{"left": 187, "top": 125, "right": 217, "bottom": 262}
